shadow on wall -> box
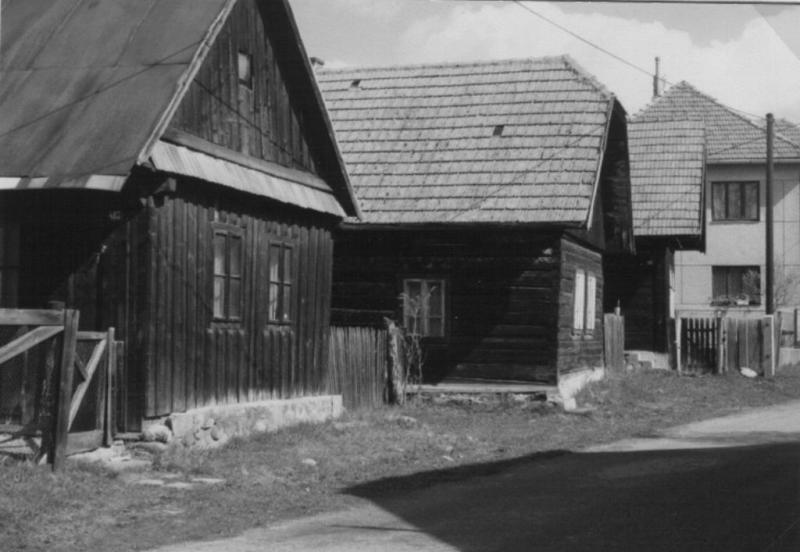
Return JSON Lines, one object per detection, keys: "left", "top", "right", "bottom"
{"left": 345, "top": 442, "right": 800, "bottom": 551}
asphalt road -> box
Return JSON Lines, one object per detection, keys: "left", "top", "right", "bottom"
{"left": 153, "top": 401, "right": 800, "bottom": 552}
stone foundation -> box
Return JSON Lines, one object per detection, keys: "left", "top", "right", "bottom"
{"left": 165, "top": 395, "right": 343, "bottom": 448}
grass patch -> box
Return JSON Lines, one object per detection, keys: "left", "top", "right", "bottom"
{"left": 4, "top": 368, "right": 800, "bottom": 551}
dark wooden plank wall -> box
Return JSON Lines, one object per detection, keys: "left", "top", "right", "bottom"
{"left": 332, "top": 228, "right": 562, "bottom": 383}
{"left": 603, "top": 240, "right": 672, "bottom": 352}
{"left": 556, "top": 236, "right": 605, "bottom": 377}
{"left": 599, "top": 105, "right": 634, "bottom": 254}
{"left": 169, "top": 0, "right": 316, "bottom": 173}
{"left": 144, "top": 182, "right": 334, "bottom": 417}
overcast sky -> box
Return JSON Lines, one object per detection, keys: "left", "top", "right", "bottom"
{"left": 291, "top": 1, "right": 800, "bottom": 122}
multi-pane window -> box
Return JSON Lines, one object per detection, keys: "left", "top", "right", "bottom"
{"left": 403, "top": 279, "right": 445, "bottom": 337}
{"left": 0, "top": 222, "right": 19, "bottom": 308}
{"left": 712, "top": 181, "right": 758, "bottom": 221}
{"left": 213, "top": 228, "right": 243, "bottom": 321}
{"left": 572, "top": 270, "right": 597, "bottom": 332}
{"left": 712, "top": 266, "right": 761, "bottom": 306}
{"left": 268, "top": 243, "right": 293, "bottom": 323}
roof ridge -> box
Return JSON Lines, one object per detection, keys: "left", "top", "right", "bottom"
{"left": 558, "top": 54, "right": 614, "bottom": 102}
{"left": 634, "top": 80, "right": 800, "bottom": 155}
{"left": 317, "top": 55, "right": 582, "bottom": 76}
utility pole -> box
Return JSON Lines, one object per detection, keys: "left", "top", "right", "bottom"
{"left": 652, "top": 57, "right": 661, "bottom": 99}
{"left": 766, "top": 113, "right": 775, "bottom": 315}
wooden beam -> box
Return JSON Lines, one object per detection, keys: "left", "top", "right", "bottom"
{"left": 67, "top": 338, "right": 107, "bottom": 431}
{"left": 52, "top": 309, "right": 79, "bottom": 471}
{"left": 0, "top": 326, "right": 62, "bottom": 366}
{"left": 0, "top": 309, "right": 64, "bottom": 326}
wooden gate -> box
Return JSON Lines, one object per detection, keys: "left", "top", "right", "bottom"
{"left": 0, "top": 308, "right": 119, "bottom": 470}
{"left": 676, "top": 314, "right": 775, "bottom": 376}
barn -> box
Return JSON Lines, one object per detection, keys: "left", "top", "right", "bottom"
{"left": 0, "top": 0, "right": 359, "bottom": 434}
{"left": 317, "top": 57, "right": 634, "bottom": 386}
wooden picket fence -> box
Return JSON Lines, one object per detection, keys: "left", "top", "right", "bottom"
{"left": 676, "top": 314, "right": 776, "bottom": 376}
{"left": 0, "top": 308, "right": 120, "bottom": 470}
{"left": 327, "top": 325, "right": 388, "bottom": 409}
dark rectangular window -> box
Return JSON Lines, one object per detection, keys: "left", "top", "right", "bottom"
{"left": 403, "top": 279, "right": 446, "bottom": 337}
{"left": 712, "top": 181, "right": 758, "bottom": 221}
{"left": 212, "top": 227, "right": 243, "bottom": 321}
{"left": 268, "top": 243, "right": 293, "bottom": 323}
{"left": 712, "top": 266, "right": 761, "bottom": 306}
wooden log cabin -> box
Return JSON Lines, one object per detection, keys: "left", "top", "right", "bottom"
{"left": 317, "top": 57, "right": 635, "bottom": 385}
{"left": 604, "top": 118, "right": 706, "bottom": 355}
{"left": 0, "top": 0, "right": 359, "bottom": 431}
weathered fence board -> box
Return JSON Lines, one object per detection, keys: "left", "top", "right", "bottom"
{"left": 327, "top": 326, "right": 387, "bottom": 409}
{"left": 676, "top": 314, "right": 775, "bottom": 377}
{"left": 603, "top": 313, "right": 624, "bottom": 371}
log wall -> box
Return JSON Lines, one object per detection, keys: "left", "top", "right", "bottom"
{"left": 332, "top": 228, "right": 563, "bottom": 383}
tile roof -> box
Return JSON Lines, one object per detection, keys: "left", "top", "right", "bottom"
{"left": 633, "top": 82, "right": 800, "bottom": 163}
{"left": 317, "top": 56, "right": 617, "bottom": 225}
{"left": 628, "top": 119, "right": 705, "bottom": 237}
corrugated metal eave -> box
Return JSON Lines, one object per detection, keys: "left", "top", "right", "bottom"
{"left": 149, "top": 141, "right": 346, "bottom": 218}
{"left": 0, "top": 174, "right": 127, "bottom": 191}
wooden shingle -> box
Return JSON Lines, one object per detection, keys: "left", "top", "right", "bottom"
{"left": 317, "top": 56, "right": 616, "bottom": 225}
{"left": 628, "top": 119, "right": 705, "bottom": 237}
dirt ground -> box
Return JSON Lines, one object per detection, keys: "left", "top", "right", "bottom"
{"left": 3, "top": 368, "right": 800, "bottom": 552}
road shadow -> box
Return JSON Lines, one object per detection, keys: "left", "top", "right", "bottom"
{"left": 345, "top": 442, "right": 800, "bottom": 551}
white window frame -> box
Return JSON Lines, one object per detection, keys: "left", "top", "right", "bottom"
{"left": 585, "top": 274, "right": 597, "bottom": 330}
{"left": 573, "top": 270, "right": 586, "bottom": 331}
{"left": 573, "top": 270, "right": 597, "bottom": 333}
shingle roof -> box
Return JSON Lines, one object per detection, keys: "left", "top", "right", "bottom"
{"left": 628, "top": 119, "right": 705, "bottom": 237}
{"left": 317, "top": 56, "right": 617, "bottom": 225}
{"left": 634, "top": 82, "right": 800, "bottom": 163}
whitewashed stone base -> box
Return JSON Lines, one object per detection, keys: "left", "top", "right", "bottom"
{"left": 166, "top": 395, "right": 343, "bottom": 448}
{"left": 558, "top": 366, "right": 605, "bottom": 411}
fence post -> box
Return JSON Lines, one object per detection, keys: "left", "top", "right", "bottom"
{"left": 51, "top": 309, "right": 79, "bottom": 471}
{"left": 675, "top": 316, "right": 682, "bottom": 375}
{"left": 716, "top": 314, "right": 724, "bottom": 374}
{"left": 385, "top": 318, "right": 405, "bottom": 405}
{"left": 104, "top": 328, "right": 116, "bottom": 446}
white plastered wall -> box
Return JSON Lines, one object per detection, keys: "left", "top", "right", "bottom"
{"left": 675, "top": 162, "right": 800, "bottom": 314}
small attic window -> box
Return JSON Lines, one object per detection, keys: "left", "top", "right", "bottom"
{"left": 493, "top": 124, "right": 505, "bottom": 137}
{"left": 350, "top": 79, "right": 362, "bottom": 89}
{"left": 238, "top": 51, "right": 253, "bottom": 89}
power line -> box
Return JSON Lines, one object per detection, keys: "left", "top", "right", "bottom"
{"left": 0, "top": 42, "right": 200, "bottom": 141}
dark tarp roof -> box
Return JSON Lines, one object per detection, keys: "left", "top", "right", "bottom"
{"left": 0, "top": 0, "right": 358, "bottom": 217}
{"left": 0, "top": 0, "right": 228, "bottom": 179}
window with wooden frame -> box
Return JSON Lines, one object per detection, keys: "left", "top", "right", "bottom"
{"left": 572, "top": 270, "right": 597, "bottom": 333}
{"left": 212, "top": 226, "right": 243, "bottom": 321}
{"left": 402, "top": 278, "right": 446, "bottom": 337}
{"left": 268, "top": 243, "right": 293, "bottom": 324}
{"left": 712, "top": 181, "right": 759, "bottom": 221}
{"left": 0, "top": 221, "right": 19, "bottom": 308}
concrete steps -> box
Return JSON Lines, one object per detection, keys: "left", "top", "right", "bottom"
{"left": 625, "top": 350, "right": 670, "bottom": 371}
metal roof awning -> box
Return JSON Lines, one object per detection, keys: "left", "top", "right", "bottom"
{"left": 149, "top": 141, "right": 346, "bottom": 218}
{"left": 0, "top": 174, "right": 127, "bottom": 191}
